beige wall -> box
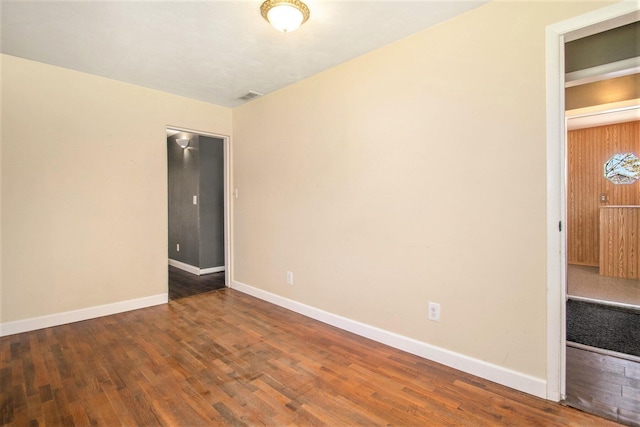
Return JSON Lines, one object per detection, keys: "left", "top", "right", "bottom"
{"left": 0, "top": 57, "right": 4, "bottom": 326}
{"left": 232, "top": 0, "right": 615, "bottom": 380}
{"left": 1, "top": 54, "right": 231, "bottom": 322}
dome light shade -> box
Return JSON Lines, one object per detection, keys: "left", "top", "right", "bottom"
{"left": 176, "top": 138, "right": 190, "bottom": 148}
{"left": 261, "top": 0, "right": 310, "bottom": 33}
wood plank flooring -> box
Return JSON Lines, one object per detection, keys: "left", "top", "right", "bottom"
{"left": 566, "top": 345, "right": 640, "bottom": 426}
{"left": 168, "top": 265, "right": 225, "bottom": 300}
{"left": 1, "top": 289, "right": 622, "bottom": 426}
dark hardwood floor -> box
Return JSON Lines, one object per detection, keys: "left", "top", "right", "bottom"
{"left": 1, "top": 289, "right": 621, "bottom": 426}
{"left": 168, "top": 265, "right": 225, "bottom": 300}
{"left": 566, "top": 345, "right": 640, "bottom": 426}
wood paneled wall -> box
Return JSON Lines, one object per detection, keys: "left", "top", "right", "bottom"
{"left": 567, "top": 120, "right": 640, "bottom": 266}
{"left": 600, "top": 207, "right": 640, "bottom": 279}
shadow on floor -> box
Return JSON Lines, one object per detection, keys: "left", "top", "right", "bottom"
{"left": 169, "top": 265, "right": 225, "bottom": 300}
{"left": 565, "top": 346, "right": 640, "bottom": 426}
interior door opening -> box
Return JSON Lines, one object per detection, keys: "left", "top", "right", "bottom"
{"left": 561, "top": 17, "right": 640, "bottom": 424}
{"left": 545, "top": 0, "right": 639, "bottom": 407}
{"left": 166, "top": 127, "right": 231, "bottom": 300}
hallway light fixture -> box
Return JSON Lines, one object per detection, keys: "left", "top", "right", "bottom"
{"left": 176, "top": 138, "right": 190, "bottom": 148}
{"left": 261, "top": 0, "right": 310, "bottom": 33}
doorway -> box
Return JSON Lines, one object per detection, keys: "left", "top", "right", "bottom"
{"left": 552, "top": 12, "right": 640, "bottom": 425}
{"left": 545, "top": 0, "right": 639, "bottom": 408}
{"left": 166, "top": 127, "right": 231, "bottom": 300}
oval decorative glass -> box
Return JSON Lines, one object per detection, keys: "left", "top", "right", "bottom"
{"left": 604, "top": 153, "right": 640, "bottom": 184}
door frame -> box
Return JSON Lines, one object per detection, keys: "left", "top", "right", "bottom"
{"left": 545, "top": 1, "right": 640, "bottom": 402}
{"left": 166, "top": 126, "right": 232, "bottom": 288}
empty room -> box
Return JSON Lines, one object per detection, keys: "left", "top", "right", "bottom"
{"left": 1, "top": 0, "right": 639, "bottom": 425}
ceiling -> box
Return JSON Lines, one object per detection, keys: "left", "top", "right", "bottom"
{"left": 564, "top": 19, "right": 639, "bottom": 130}
{"left": 0, "top": 1, "right": 488, "bottom": 108}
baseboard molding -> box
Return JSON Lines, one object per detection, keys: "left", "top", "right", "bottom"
{"left": 169, "top": 259, "right": 200, "bottom": 275}
{"left": 0, "top": 293, "right": 168, "bottom": 337}
{"left": 568, "top": 295, "right": 640, "bottom": 310}
{"left": 169, "top": 259, "right": 225, "bottom": 276}
{"left": 231, "top": 280, "right": 547, "bottom": 399}
{"left": 567, "top": 341, "right": 640, "bottom": 363}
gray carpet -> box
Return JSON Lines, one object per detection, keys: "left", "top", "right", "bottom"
{"left": 567, "top": 299, "right": 640, "bottom": 357}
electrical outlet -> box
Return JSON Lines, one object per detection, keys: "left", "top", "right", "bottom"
{"left": 177, "top": 244, "right": 180, "bottom": 252}
{"left": 428, "top": 302, "right": 440, "bottom": 322}
{"left": 287, "top": 271, "right": 294, "bottom": 285}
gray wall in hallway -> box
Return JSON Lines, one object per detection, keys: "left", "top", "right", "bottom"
{"left": 168, "top": 133, "right": 200, "bottom": 266}
{"left": 199, "top": 136, "right": 225, "bottom": 269}
{"left": 167, "top": 133, "right": 225, "bottom": 270}
{"left": 565, "top": 21, "right": 640, "bottom": 72}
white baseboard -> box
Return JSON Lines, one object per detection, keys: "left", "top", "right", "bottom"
{"left": 169, "top": 259, "right": 224, "bottom": 276}
{"left": 0, "top": 293, "right": 168, "bottom": 337}
{"left": 169, "top": 259, "right": 200, "bottom": 275}
{"left": 568, "top": 295, "right": 640, "bottom": 310}
{"left": 231, "top": 280, "right": 547, "bottom": 399}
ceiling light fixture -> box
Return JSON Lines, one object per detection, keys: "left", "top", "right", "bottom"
{"left": 261, "top": 0, "right": 310, "bottom": 33}
{"left": 176, "top": 138, "right": 190, "bottom": 148}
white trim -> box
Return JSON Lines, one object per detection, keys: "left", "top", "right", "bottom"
{"left": 168, "top": 259, "right": 225, "bottom": 276}
{"left": 566, "top": 101, "right": 640, "bottom": 131}
{"left": 545, "top": 0, "right": 640, "bottom": 402}
{"left": 231, "top": 280, "right": 547, "bottom": 399}
{"left": 223, "top": 133, "right": 233, "bottom": 288}
{"left": 545, "top": 20, "right": 567, "bottom": 404}
{"left": 565, "top": 57, "right": 640, "bottom": 87}
{"left": 168, "top": 258, "right": 200, "bottom": 275}
{"left": 200, "top": 266, "right": 225, "bottom": 275}
{"left": 567, "top": 98, "right": 640, "bottom": 118}
{"left": 567, "top": 341, "right": 640, "bottom": 363}
{"left": 0, "top": 293, "right": 168, "bottom": 337}
{"left": 568, "top": 295, "right": 640, "bottom": 310}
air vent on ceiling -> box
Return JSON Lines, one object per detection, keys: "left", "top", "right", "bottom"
{"left": 239, "top": 91, "right": 263, "bottom": 101}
